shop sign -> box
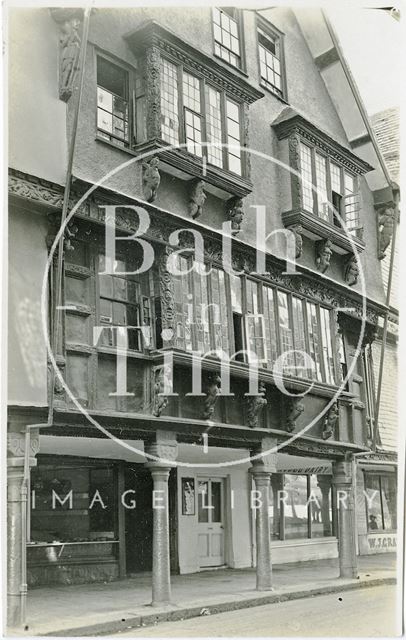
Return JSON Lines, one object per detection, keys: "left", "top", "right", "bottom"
{"left": 368, "top": 533, "right": 397, "bottom": 551}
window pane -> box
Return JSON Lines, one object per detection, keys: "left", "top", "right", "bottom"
{"left": 284, "top": 475, "right": 308, "bottom": 539}
{"left": 230, "top": 274, "right": 242, "bottom": 313}
{"left": 306, "top": 303, "right": 322, "bottom": 380}
{"left": 211, "top": 482, "right": 222, "bottom": 523}
{"left": 246, "top": 280, "right": 266, "bottom": 363}
{"left": 183, "top": 71, "right": 201, "bottom": 113}
{"left": 300, "top": 144, "right": 313, "bottom": 212}
{"left": 320, "top": 307, "right": 335, "bottom": 384}
{"left": 198, "top": 481, "right": 209, "bottom": 523}
{"left": 365, "top": 474, "right": 383, "bottom": 530}
{"left": 380, "top": 476, "right": 397, "bottom": 530}
{"left": 258, "top": 28, "right": 282, "bottom": 97}
{"left": 173, "top": 256, "right": 193, "bottom": 351}
{"left": 277, "top": 292, "right": 294, "bottom": 375}
{"left": 210, "top": 269, "right": 230, "bottom": 354}
{"left": 263, "top": 286, "right": 278, "bottom": 369}
{"left": 330, "top": 162, "right": 341, "bottom": 194}
{"left": 97, "top": 58, "right": 128, "bottom": 145}
{"left": 160, "top": 58, "right": 179, "bottom": 145}
{"left": 309, "top": 475, "right": 332, "bottom": 538}
{"left": 315, "top": 153, "right": 329, "bottom": 220}
{"left": 206, "top": 86, "right": 223, "bottom": 167}
{"left": 213, "top": 7, "right": 241, "bottom": 68}
{"left": 291, "top": 296, "right": 306, "bottom": 377}
{"left": 192, "top": 265, "right": 211, "bottom": 353}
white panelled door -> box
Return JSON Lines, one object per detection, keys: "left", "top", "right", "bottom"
{"left": 197, "top": 478, "right": 225, "bottom": 567}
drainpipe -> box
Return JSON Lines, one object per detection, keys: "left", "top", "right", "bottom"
{"left": 48, "top": 7, "right": 91, "bottom": 426}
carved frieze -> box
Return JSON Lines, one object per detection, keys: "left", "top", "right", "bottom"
{"left": 285, "top": 397, "right": 304, "bottom": 432}
{"left": 343, "top": 254, "right": 359, "bottom": 286}
{"left": 377, "top": 206, "right": 395, "bottom": 260}
{"left": 227, "top": 197, "right": 245, "bottom": 235}
{"left": 142, "top": 157, "right": 161, "bottom": 203}
{"left": 322, "top": 402, "right": 339, "bottom": 440}
{"left": 203, "top": 372, "right": 221, "bottom": 420}
{"left": 189, "top": 180, "right": 206, "bottom": 219}
{"left": 315, "top": 238, "right": 333, "bottom": 273}
{"left": 158, "top": 246, "right": 176, "bottom": 348}
{"left": 246, "top": 382, "right": 268, "bottom": 428}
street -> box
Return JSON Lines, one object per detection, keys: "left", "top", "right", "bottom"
{"left": 115, "top": 586, "right": 399, "bottom": 637}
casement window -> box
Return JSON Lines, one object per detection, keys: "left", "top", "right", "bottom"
{"left": 269, "top": 473, "right": 335, "bottom": 541}
{"left": 364, "top": 472, "right": 397, "bottom": 532}
{"left": 257, "top": 22, "right": 286, "bottom": 101}
{"left": 171, "top": 263, "right": 338, "bottom": 385}
{"left": 97, "top": 56, "right": 130, "bottom": 147}
{"left": 299, "top": 142, "right": 362, "bottom": 236}
{"left": 212, "top": 7, "right": 242, "bottom": 69}
{"left": 62, "top": 237, "right": 154, "bottom": 412}
{"left": 160, "top": 59, "right": 244, "bottom": 175}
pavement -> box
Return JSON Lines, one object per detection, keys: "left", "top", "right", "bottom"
{"left": 9, "top": 554, "right": 397, "bottom": 637}
{"left": 114, "top": 585, "right": 399, "bottom": 637}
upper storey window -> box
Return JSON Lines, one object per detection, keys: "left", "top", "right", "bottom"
{"left": 213, "top": 8, "right": 242, "bottom": 69}
{"left": 160, "top": 58, "right": 243, "bottom": 175}
{"left": 97, "top": 56, "right": 129, "bottom": 148}
{"left": 257, "top": 17, "right": 287, "bottom": 101}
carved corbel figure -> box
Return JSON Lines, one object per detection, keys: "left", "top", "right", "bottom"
{"left": 152, "top": 364, "right": 172, "bottom": 417}
{"left": 246, "top": 382, "right": 268, "bottom": 428}
{"left": 202, "top": 372, "right": 221, "bottom": 420}
{"left": 322, "top": 402, "right": 339, "bottom": 440}
{"left": 377, "top": 206, "right": 395, "bottom": 259}
{"left": 315, "top": 238, "right": 333, "bottom": 273}
{"left": 64, "top": 221, "right": 79, "bottom": 252}
{"left": 344, "top": 254, "right": 359, "bottom": 286}
{"left": 227, "top": 197, "right": 245, "bottom": 235}
{"left": 189, "top": 180, "right": 206, "bottom": 219}
{"left": 285, "top": 397, "right": 305, "bottom": 432}
{"left": 142, "top": 157, "right": 161, "bottom": 203}
{"left": 51, "top": 9, "right": 83, "bottom": 102}
{"left": 287, "top": 224, "right": 303, "bottom": 259}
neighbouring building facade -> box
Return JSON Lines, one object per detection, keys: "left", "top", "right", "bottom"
{"left": 7, "top": 6, "right": 398, "bottom": 628}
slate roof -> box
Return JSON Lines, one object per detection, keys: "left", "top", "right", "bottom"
{"left": 370, "top": 107, "right": 400, "bottom": 184}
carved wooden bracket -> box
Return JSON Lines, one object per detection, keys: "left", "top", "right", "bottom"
{"left": 246, "top": 382, "right": 268, "bottom": 428}
{"left": 189, "top": 180, "right": 206, "bottom": 219}
{"left": 315, "top": 238, "right": 333, "bottom": 273}
{"left": 343, "top": 254, "right": 359, "bottom": 286}
{"left": 377, "top": 205, "right": 395, "bottom": 260}
{"left": 285, "top": 396, "right": 304, "bottom": 432}
{"left": 50, "top": 9, "right": 84, "bottom": 102}
{"left": 227, "top": 197, "right": 245, "bottom": 235}
{"left": 152, "top": 364, "right": 171, "bottom": 417}
{"left": 322, "top": 402, "right": 339, "bottom": 440}
{"left": 142, "top": 157, "right": 161, "bottom": 203}
{"left": 287, "top": 223, "right": 303, "bottom": 258}
{"left": 202, "top": 372, "right": 221, "bottom": 420}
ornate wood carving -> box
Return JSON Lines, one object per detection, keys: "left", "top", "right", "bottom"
{"left": 246, "top": 382, "right": 268, "bottom": 428}
{"left": 142, "top": 157, "right": 161, "bottom": 203}
{"left": 377, "top": 206, "right": 395, "bottom": 260}
{"left": 143, "top": 45, "right": 161, "bottom": 140}
{"left": 158, "top": 246, "right": 176, "bottom": 348}
{"left": 50, "top": 9, "right": 84, "bottom": 102}
{"left": 322, "top": 402, "right": 339, "bottom": 440}
{"left": 343, "top": 254, "right": 359, "bottom": 286}
{"left": 288, "top": 134, "right": 302, "bottom": 210}
{"left": 7, "top": 432, "right": 40, "bottom": 459}
{"left": 227, "top": 197, "right": 244, "bottom": 235}
{"left": 152, "top": 364, "right": 171, "bottom": 416}
{"left": 189, "top": 180, "right": 206, "bottom": 219}
{"left": 315, "top": 238, "right": 333, "bottom": 273}
{"left": 285, "top": 397, "right": 304, "bottom": 432}
{"left": 287, "top": 223, "right": 303, "bottom": 258}
{"left": 202, "top": 373, "right": 221, "bottom": 420}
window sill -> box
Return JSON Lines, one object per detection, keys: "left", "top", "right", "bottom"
{"left": 212, "top": 52, "right": 249, "bottom": 79}
{"left": 281, "top": 208, "right": 365, "bottom": 255}
{"left": 134, "top": 139, "right": 254, "bottom": 200}
{"left": 259, "top": 81, "right": 289, "bottom": 105}
{"left": 96, "top": 135, "right": 138, "bottom": 157}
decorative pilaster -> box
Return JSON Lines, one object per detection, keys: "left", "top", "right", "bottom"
{"left": 288, "top": 133, "right": 302, "bottom": 210}
{"left": 332, "top": 459, "right": 358, "bottom": 579}
{"left": 158, "top": 246, "right": 176, "bottom": 349}
{"left": 145, "top": 432, "right": 178, "bottom": 607}
{"left": 144, "top": 45, "right": 162, "bottom": 140}
{"left": 7, "top": 426, "right": 40, "bottom": 629}
{"left": 250, "top": 438, "right": 277, "bottom": 591}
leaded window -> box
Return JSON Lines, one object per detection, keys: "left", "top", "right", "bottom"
{"left": 213, "top": 7, "right": 242, "bottom": 69}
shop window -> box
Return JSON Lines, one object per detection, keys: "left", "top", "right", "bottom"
{"left": 97, "top": 56, "right": 129, "bottom": 147}
{"left": 364, "top": 472, "right": 397, "bottom": 532}
{"left": 212, "top": 7, "right": 242, "bottom": 69}
{"left": 283, "top": 474, "right": 309, "bottom": 539}
{"left": 257, "top": 18, "right": 286, "bottom": 101}
{"left": 160, "top": 57, "right": 244, "bottom": 175}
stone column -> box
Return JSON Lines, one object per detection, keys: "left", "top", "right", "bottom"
{"left": 250, "top": 438, "right": 277, "bottom": 591}
{"left": 332, "top": 458, "right": 358, "bottom": 579}
{"left": 317, "top": 475, "right": 332, "bottom": 536}
{"left": 145, "top": 431, "right": 178, "bottom": 607}
{"left": 7, "top": 426, "right": 40, "bottom": 629}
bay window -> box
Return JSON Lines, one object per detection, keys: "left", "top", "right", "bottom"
{"left": 160, "top": 58, "right": 244, "bottom": 175}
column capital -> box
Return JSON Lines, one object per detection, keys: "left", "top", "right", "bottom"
{"left": 332, "top": 459, "right": 353, "bottom": 487}
{"left": 144, "top": 431, "right": 178, "bottom": 468}
{"left": 250, "top": 437, "right": 277, "bottom": 475}
{"left": 7, "top": 428, "right": 40, "bottom": 469}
